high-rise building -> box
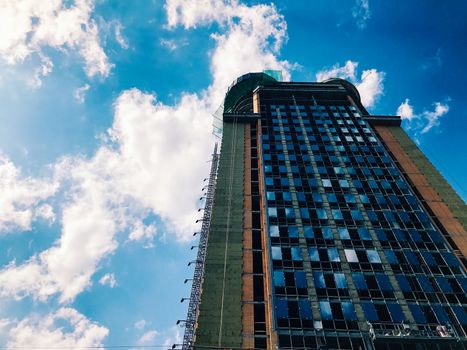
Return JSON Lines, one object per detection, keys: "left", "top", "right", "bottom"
{"left": 181, "top": 72, "right": 467, "bottom": 350}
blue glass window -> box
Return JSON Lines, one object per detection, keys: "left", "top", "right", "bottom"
{"left": 328, "top": 247, "right": 340, "bottom": 262}
{"left": 404, "top": 251, "right": 419, "bottom": 265}
{"left": 396, "top": 275, "right": 411, "bottom": 291}
{"left": 342, "top": 302, "right": 357, "bottom": 321}
{"left": 339, "top": 179, "right": 349, "bottom": 188}
{"left": 351, "top": 210, "right": 363, "bottom": 221}
{"left": 283, "top": 191, "right": 292, "bottom": 201}
{"left": 304, "top": 226, "right": 314, "bottom": 238}
{"left": 376, "top": 274, "right": 392, "bottom": 291}
{"left": 271, "top": 246, "right": 282, "bottom": 260}
{"left": 285, "top": 208, "right": 295, "bottom": 219}
{"left": 291, "top": 247, "right": 302, "bottom": 261}
{"left": 300, "top": 208, "right": 310, "bottom": 219}
{"left": 275, "top": 298, "right": 288, "bottom": 318}
{"left": 327, "top": 193, "right": 337, "bottom": 203}
{"left": 317, "top": 209, "right": 328, "bottom": 220}
{"left": 296, "top": 192, "right": 306, "bottom": 202}
{"left": 359, "top": 194, "right": 369, "bottom": 203}
{"left": 420, "top": 252, "right": 437, "bottom": 267}
{"left": 266, "top": 191, "right": 275, "bottom": 201}
{"left": 409, "top": 304, "right": 427, "bottom": 324}
{"left": 375, "top": 229, "right": 387, "bottom": 241}
{"left": 387, "top": 303, "right": 405, "bottom": 323}
{"left": 417, "top": 275, "right": 434, "bottom": 293}
{"left": 384, "top": 250, "right": 398, "bottom": 264}
{"left": 432, "top": 305, "right": 450, "bottom": 324}
{"left": 436, "top": 277, "right": 453, "bottom": 293}
{"left": 274, "top": 270, "right": 285, "bottom": 287}
{"left": 312, "top": 193, "right": 322, "bottom": 202}
{"left": 334, "top": 273, "right": 347, "bottom": 288}
{"left": 269, "top": 225, "right": 279, "bottom": 237}
{"left": 322, "top": 226, "right": 333, "bottom": 239}
{"left": 332, "top": 209, "right": 343, "bottom": 220}
{"left": 265, "top": 177, "right": 273, "bottom": 186}
{"left": 345, "top": 194, "right": 356, "bottom": 203}
{"left": 280, "top": 178, "right": 289, "bottom": 186}
{"left": 442, "top": 252, "right": 459, "bottom": 267}
{"left": 338, "top": 227, "right": 350, "bottom": 239}
{"left": 299, "top": 299, "right": 312, "bottom": 320}
{"left": 358, "top": 227, "right": 371, "bottom": 240}
{"left": 309, "top": 248, "right": 319, "bottom": 261}
{"left": 313, "top": 271, "right": 325, "bottom": 288}
{"left": 295, "top": 271, "right": 307, "bottom": 288}
{"left": 268, "top": 207, "right": 277, "bottom": 218}
{"left": 288, "top": 226, "right": 298, "bottom": 238}
{"left": 319, "top": 301, "right": 333, "bottom": 320}
{"left": 353, "top": 273, "right": 367, "bottom": 289}
{"left": 362, "top": 302, "right": 378, "bottom": 322}
{"left": 322, "top": 179, "right": 332, "bottom": 188}
{"left": 345, "top": 249, "right": 358, "bottom": 262}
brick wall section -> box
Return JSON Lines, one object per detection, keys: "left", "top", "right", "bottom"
{"left": 374, "top": 125, "right": 467, "bottom": 261}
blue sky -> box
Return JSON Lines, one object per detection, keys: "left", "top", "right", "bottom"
{"left": 0, "top": 0, "right": 466, "bottom": 348}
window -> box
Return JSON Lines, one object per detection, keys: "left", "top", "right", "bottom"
{"left": 328, "top": 247, "right": 340, "bottom": 262}
{"left": 309, "top": 248, "right": 319, "bottom": 261}
{"left": 395, "top": 275, "right": 411, "bottom": 291}
{"left": 319, "top": 301, "right": 333, "bottom": 320}
{"left": 332, "top": 209, "right": 343, "bottom": 220}
{"left": 345, "top": 249, "right": 358, "bottom": 262}
{"left": 322, "top": 179, "right": 332, "bottom": 188}
{"left": 271, "top": 246, "right": 282, "bottom": 260}
{"left": 313, "top": 271, "right": 325, "bottom": 288}
{"left": 295, "top": 271, "right": 307, "bottom": 288}
{"left": 288, "top": 226, "right": 298, "bottom": 238}
{"left": 269, "top": 225, "right": 279, "bottom": 237}
{"left": 291, "top": 247, "right": 302, "bottom": 261}
{"left": 268, "top": 207, "right": 277, "bottom": 218}
{"left": 317, "top": 209, "right": 328, "bottom": 220}
{"left": 338, "top": 227, "right": 350, "bottom": 240}
{"left": 367, "top": 250, "right": 381, "bottom": 263}
{"left": 384, "top": 250, "right": 398, "bottom": 264}
{"left": 342, "top": 302, "right": 357, "bottom": 321}
{"left": 361, "top": 302, "right": 378, "bottom": 322}
{"left": 274, "top": 270, "right": 285, "bottom": 287}
{"left": 285, "top": 208, "right": 295, "bottom": 219}
{"left": 353, "top": 273, "right": 367, "bottom": 289}
{"left": 334, "top": 273, "right": 347, "bottom": 288}
{"left": 376, "top": 274, "right": 392, "bottom": 291}
{"left": 304, "top": 226, "right": 314, "bottom": 238}
{"left": 283, "top": 192, "right": 292, "bottom": 201}
{"left": 358, "top": 228, "right": 371, "bottom": 240}
{"left": 409, "top": 304, "right": 427, "bottom": 324}
{"left": 299, "top": 299, "right": 312, "bottom": 320}
{"left": 276, "top": 298, "right": 288, "bottom": 318}
{"left": 267, "top": 191, "right": 275, "bottom": 201}
{"left": 387, "top": 303, "right": 405, "bottom": 322}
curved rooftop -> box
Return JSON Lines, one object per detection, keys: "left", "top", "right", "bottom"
{"left": 223, "top": 72, "right": 277, "bottom": 113}
{"left": 322, "top": 78, "right": 361, "bottom": 104}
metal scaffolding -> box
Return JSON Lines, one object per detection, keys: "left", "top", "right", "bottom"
{"left": 182, "top": 143, "right": 219, "bottom": 350}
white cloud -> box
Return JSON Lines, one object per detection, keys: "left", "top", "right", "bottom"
{"left": 352, "top": 0, "right": 371, "bottom": 29}
{"left": 5, "top": 308, "right": 108, "bottom": 349}
{"left": 0, "top": 0, "right": 112, "bottom": 82}
{"left": 115, "top": 22, "right": 129, "bottom": 49}
{"left": 160, "top": 39, "right": 179, "bottom": 51}
{"left": 396, "top": 99, "right": 450, "bottom": 135}
{"left": 0, "top": 154, "right": 58, "bottom": 233}
{"left": 0, "top": 0, "right": 294, "bottom": 305}
{"left": 315, "top": 60, "right": 358, "bottom": 82}
{"left": 128, "top": 222, "right": 157, "bottom": 245}
{"left": 134, "top": 319, "right": 147, "bottom": 330}
{"left": 34, "top": 204, "right": 56, "bottom": 223}
{"left": 74, "top": 83, "right": 91, "bottom": 103}
{"left": 99, "top": 273, "right": 117, "bottom": 288}
{"left": 137, "top": 330, "right": 158, "bottom": 345}
{"left": 397, "top": 98, "right": 415, "bottom": 121}
{"left": 315, "top": 60, "right": 385, "bottom": 108}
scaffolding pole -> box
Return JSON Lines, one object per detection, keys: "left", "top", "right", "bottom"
{"left": 182, "top": 143, "right": 219, "bottom": 350}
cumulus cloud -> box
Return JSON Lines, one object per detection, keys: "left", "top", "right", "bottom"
{"left": 352, "top": 0, "right": 371, "bottom": 29}
{"left": 5, "top": 308, "right": 108, "bottom": 349}
{"left": 397, "top": 98, "right": 450, "bottom": 135}
{"left": 74, "top": 83, "right": 91, "bottom": 103}
{"left": 0, "top": 0, "right": 112, "bottom": 82}
{"left": 99, "top": 273, "right": 117, "bottom": 288}
{"left": 315, "top": 60, "right": 385, "bottom": 108}
{"left": 0, "top": 154, "right": 57, "bottom": 233}
{"left": 137, "top": 330, "right": 158, "bottom": 345}
{"left": 0, "top": 0, "right": 293, "bottom": 305}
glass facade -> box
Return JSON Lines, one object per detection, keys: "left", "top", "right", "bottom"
{"left": 258, "top": 93, "right": 467, "bottom": 349}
